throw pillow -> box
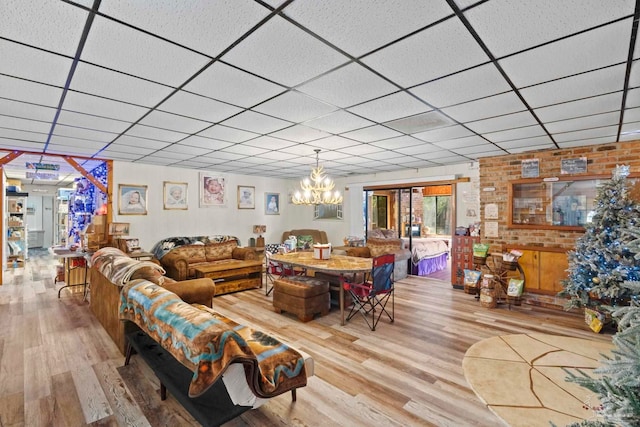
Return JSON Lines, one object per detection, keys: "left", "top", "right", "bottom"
{"left": 296, "top": 235, "right": 313, "bottom": 250}
{"left": 368, "top": 229, "right": 385, "bottom": 239}
{"left": 382, "top": 228, "right": 398, "bottom": 239}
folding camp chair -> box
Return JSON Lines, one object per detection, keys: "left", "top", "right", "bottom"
{"left": 264, "top": 244, "right": 305, "bottom": 296}
{"left": 341, "top": 253, "right": 395, "bottom": 331}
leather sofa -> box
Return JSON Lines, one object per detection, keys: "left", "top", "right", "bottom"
{"left": 345, "top": 237, "right": 411, "bottom": 280}
{"left": 157, "top": 238, "right": 261, "bottom": 295}
{"left": 281, "top": 229, "right": 329, "bottom": 249}
{"left": 89, "top": 247, "right": 216, "bottom": 355}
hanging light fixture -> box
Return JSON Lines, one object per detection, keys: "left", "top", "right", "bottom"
{"left": 293, "top": 149, "right": 343, "bottom": 205}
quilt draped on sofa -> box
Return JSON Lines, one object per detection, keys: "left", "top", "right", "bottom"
{"left": 119, "top": 281, "right": 307, "bottom": 398}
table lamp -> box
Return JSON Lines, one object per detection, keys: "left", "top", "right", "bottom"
{"left": 253, "top": 225, "right": 266, "bottom": 247}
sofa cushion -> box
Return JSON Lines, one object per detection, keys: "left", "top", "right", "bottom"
{"left": 368, "top": 240, "right": 402, "bottom": 257}
{"left": 368, "top": 229, "right": 386, "bottom": 239}
{"left": 177, "top": 244, "right": 207, "bottom": 263}
{"left": 205, "top": 241, "right": 237, "bottom": 261}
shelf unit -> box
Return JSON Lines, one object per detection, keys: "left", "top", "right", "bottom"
{"left": 56, "top": 197, "right": 69, "bottom": 246}
{"left": 6, "top": 191, "right": 28, "bottom": 268}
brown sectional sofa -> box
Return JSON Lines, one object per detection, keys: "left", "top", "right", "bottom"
{"left": 158, "top": 239, "right": 261, "bottom": 295}
{"left": 281, "top": 229, "right": 329, "bottom": 249}
{"left": 89, "top": 247, "right": 216, "bottom": 355}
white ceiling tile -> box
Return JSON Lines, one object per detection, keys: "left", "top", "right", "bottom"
{"left": 100, "top": 0, "right": 268, "bottom": 58}
{"left": 341, "top": 125, "right": 402, "bottom": 143}
{"left": 48, "top": 135, "right": 110, "bottom": 151}
{"left": 201, "top": 151, "right": 244, "bottom": 161}
{"left": 62, "top": 91, "right": 149, "bottom": 122}
{"left": 0, "top": 139, "right": 45, "bottom": 151}
{"left": 0, "top": 128, "right": 48, "bottom": 143}
{"left": 296, "top": 62, "right": 397, "bottom": 108}
{"left": 546, "top": 112, "right": 620, "bottom": 134}
{"left": 369, "top": 135, "right": 426, "bottom": 150}
{"left": 161, "top": 144, "right": 211, "bottom": 157}
{"left": 0, "top": 75, "right": 62, "bottom": 107}
{"left": 0, "top": 0, "right": 88, "bottom": 56}
{"left": 57, "top": 110, "right": 130, "bottom": 134}
{"left": 624, "top": 88, "right": 640, "bottom": 108}
{"left": 304, "top": 110, "right": 374, "bottom": 134}
{"left": 139, "top": 110, "right": 211, "bottom": 134}
{"left": 535, "top": 92, "right": 623, "bottom": 122}
{"left": 179, "top": 135, "right": 233, "bottom": 151}
{"left": 497, "top": 136, "right": 554, "bottom": 150}
{"left": 347, "top": 92, "right": 430, "bottom": 123}
{"left": 363, "top": 150, "right": 406, "bottom": 161}
{"left": 503, "top": 143, "right": 556, "bottom": 153}
{"left": 433, "top": 135, "right": 489, "bottom": 149}
{"left": 113, "top": 135, "right": 171, "bottom": 150}
{"left": 158, "top": 91, "right": 243, "bottom": 123}
{"left": 184, "top": 62, "right": 285, "bottom": 109}
{"left": 412, "top": 125, "right": 474, "bottom": 143}
{"left": 553, "top": 126, "right": 618, "bottom": 143}
{"left": 623, "top": 107, "right": 640, "bottom": 123}
{"left": 499, "top": 19, "right": 632, "bottom": 87}
{"left": 441, "top": 91, "right": 527, "bottom": 123}
{"left": 465, "top": 111, "right": 538, "bottom": 134}
{"left": 283, "top": 0, "right": 453, "bottom": 57}
{"left": 336, "top": 144, "right": 385, "bottom": 156}
{"left": 144, "top": 149, "right": 193, "bottom": 161}
{"left": 453, "top": 145, "right": 506, "bottom": 156}
{"left": 305, "top": 136, "right": 360, "bottom": 151}
{"left": 410, "top": 63, "right": 510, "bottom": 108}
{"left": 0, "top": 40, "right": 72, "bottom": 87}
{"left": 628, "top": 60, "right": 640, "bottom": 87}
{"left": 520, "top": 65, "right": 626, "bottom": 108}
{"left": 0, "top": 99, "right": 56, "bottom": 123}
{"left": 46, "top": 142, "right": 103, "bottom": 156}
{"left": 223, "top": 16, "right": 349, "bottom": 87}
{"left": 196, "top": 125, "right": 259, "bottom": 143}
{"left": 257, "top": 150, "right": 301, "bottom": 161}
{"left": 485, "top": 125, "right": 547, "bottom": 143}
{"left": 465, "top": 0, "right": 634, "bottom": 57}
{"left": 53, "top": 124, "right": 115, "bottom": 142}
{"left": 395, "top": 143, "right": 445, "bottom": 156}
{"left": 253, "top": 91, "right": 337, "bottom": 122}
{"left": 220, "top": 110, "right": 291, "bottom": 134}
{"left": 125, "top": 124, "right": 186, "bottom": 143}
{"left": 0, "top": 115, "right": 51, "bottom": 133}
{"left": 219, "top": 144, "right": 270, "bottom": 156}
{"left": 362, "top": 17, "right": 489, "bottom": 87}
{"left": 242, "top": 136, "right": 297, "bottom": 150}
{"left": 559, "top": 137, "right": 619, "bottom": 147}
{"left": 269, "top": 125, "right": 330, "bottom": 143}
{"left": 81, "top": 16, "right": 209, "bottom": 86}
{"left": 71, "top": 62, "right": 174, "bottom": 107}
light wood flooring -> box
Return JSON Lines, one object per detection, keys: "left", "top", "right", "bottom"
{"left": 0, "top": 249, "right": 612, "bottom": 426}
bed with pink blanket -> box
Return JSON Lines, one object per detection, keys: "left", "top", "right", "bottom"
{"left": 404, "top": 238, "right": 450, "bottom": 276}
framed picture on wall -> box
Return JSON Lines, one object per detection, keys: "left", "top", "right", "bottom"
{"left": 237, "top": 186, "right": 255, "bottom": 209}
{"left": 118, "top": 184, "right": 148, "bottom": 215}
{"left": 163, "top": 181, "right": 188, "bottom": 210}
{"left": 265, "top": 193, "right": 280, "bottom": 215}
{"left": 314, "top": 203, "right": 343, "bottom": 220}
{"left": 199, "top": 173, "right": 226, "bottom": 207}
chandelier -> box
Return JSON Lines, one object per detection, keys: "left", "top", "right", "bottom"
{"left": 292, "top": 149, "right": 343, "bottom": 205}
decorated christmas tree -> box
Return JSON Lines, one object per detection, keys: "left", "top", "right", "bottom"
{"left": 560, "top": 165, "right": 640, "bottom": 312}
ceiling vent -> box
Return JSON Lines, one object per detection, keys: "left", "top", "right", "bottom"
{"left": 384, "top": 111, "right": 454, "bottom": 134}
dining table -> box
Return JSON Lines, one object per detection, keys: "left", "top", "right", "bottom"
{"left": 270, "top": 251, "right": 372, "bottom": 326}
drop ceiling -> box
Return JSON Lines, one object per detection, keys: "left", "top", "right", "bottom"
{"left": 1, "top": 0, "right": 639, "bottom": 186}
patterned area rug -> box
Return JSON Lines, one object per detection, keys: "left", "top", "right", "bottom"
{"left": 463, "top": 334, "right": 613, "bottom": 427}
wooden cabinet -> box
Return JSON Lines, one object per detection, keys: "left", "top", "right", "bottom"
{"left": 506, "top": 246, "right": 568, "bottom": 295}
{"left": 450, "top": 236, "right": 480, "bottom": 288}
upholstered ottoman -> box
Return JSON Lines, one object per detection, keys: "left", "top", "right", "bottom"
{"left": 273, "top": 276, "right": 330, "bottom": 322}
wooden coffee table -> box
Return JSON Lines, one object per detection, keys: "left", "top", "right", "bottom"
{"left": 193, "top": 260, "right": 262, "bottom": 294}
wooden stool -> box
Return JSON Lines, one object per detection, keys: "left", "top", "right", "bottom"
{"left": 273, "top": 276, "right": 330, "bottom": 322}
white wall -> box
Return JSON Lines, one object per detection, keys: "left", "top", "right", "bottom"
{"left": 113, "top": 160, "right": 479, "bottom": 250}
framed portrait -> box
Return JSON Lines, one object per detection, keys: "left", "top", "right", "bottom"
{"left": 118, "top": 184, "right": 148, "bottom": 215}
{"left": 314, "top": 203, "right": 343, "bottom": 220}
{"left": 265, "top": 193, "right": 280, "bottom": 215}
{"left": 199, "top": 172, "right": 226, "bottom": 207}
{"left": 163, "top": 181, "right": 188, "bottom": 210}
{"left": 237, "top": 185, "right": 255, "bottom": 209}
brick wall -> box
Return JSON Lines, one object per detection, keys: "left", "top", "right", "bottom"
{"left": 479, "top": 141, "right": 640, "bottom": 251}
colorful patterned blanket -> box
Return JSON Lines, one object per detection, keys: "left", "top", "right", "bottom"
{"left": 150, "top": 235, "right": 240, "bottom": 260}
{"left": 91, "top": 247, "right": 166, "bottom": 286}
{"left": 119, "top": 281, "right": 307, "bottom": 398}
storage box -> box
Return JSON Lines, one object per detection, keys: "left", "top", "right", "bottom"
{"left": 313, "top": 244, "right": 331, "bottom": 260}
